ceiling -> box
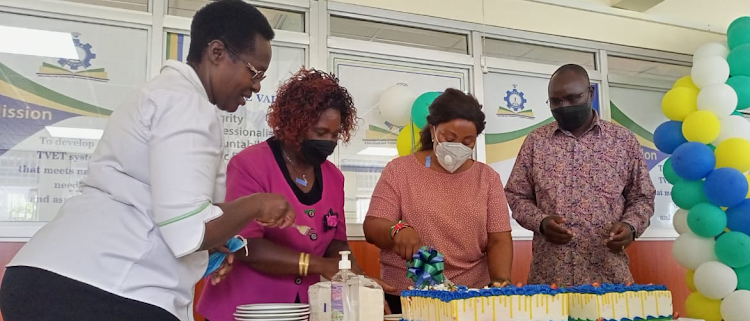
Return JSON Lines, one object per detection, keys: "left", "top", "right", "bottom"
{"left": 49, "top": 0, "right": 693, "bottom": 82}
{"left": 571, "top": 0, "right": 750, "bottom": 32}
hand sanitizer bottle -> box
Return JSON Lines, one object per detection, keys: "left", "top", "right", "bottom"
{"left": 330, "top": 251, "right": 358, "bottom": 321}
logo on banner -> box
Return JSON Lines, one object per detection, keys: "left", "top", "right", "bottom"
{"left": 497, "top": 84, "right": 535, "bottom": 119}
{"left": 37, "top": 32, "right": 109, "bottom": 82}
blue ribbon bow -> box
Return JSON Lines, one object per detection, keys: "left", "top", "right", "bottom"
{"left": 406, "top": 246, "right": 446, "bottom": 288}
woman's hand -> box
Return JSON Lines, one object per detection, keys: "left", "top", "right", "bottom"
{"left": 247, "top": 193, "right": 296, "bottom": 228}
{"left": 209, "top": 252, "right": 235, "bottom": 285}
{"left": 393, "top": 227, "right": 421, "bottom": 260}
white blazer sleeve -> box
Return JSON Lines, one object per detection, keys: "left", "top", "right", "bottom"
{"left": 145, "top": 91, "right": 224, "bottom": 258}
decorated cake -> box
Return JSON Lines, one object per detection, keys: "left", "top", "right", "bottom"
{"left": 401, "top": 284, "right": 569, "bottom": 321}
{"left": 567, "top": 283, "right": 673, "bottom": 321}
{"left": 400, "top": 283, "right": 673, "bottom": 321}
{"left": 399, "top": 247, "right": 672, "bottom": 321}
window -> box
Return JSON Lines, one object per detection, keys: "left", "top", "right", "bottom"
{"left": 329, "top": 16, "right": 469, "bottom": 54}
{"left": 483, "top": 38, "right": 597, "bottom": 70}
{"left": 167, "top": 1, "right": 305, "bottom": 32}
{"left": 59, "top": 0, "right": 147, "bottom": 11}
{"left": 608, "top": 56, "right": 691, "bottom": 83}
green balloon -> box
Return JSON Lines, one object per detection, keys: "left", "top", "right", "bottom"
{"left": 687, "top": 203, "right": 727, "bottom": 237}
{"left": 729, "top": 17, "right": 750, "bottom": 34}
{"left": 672, "top": 180, "right": 710, "bottom": 210}
{"left": 664, "top": 158, "right": 681, "bottom": 184}
{"left": 727, "top": 76, "right": 750, "bottom": 110}
{"left": 716, "top": 231, "right": 750, "bottom": 268}
{"left": 728, "top": 44, "right": 750, "bottom": 77}
{"left": 736, "top": 264, "right": 750, "bottom": 290}
{"left": 411, "top": 92, "right": 442, "bottom": 129}
{"left": 708, "top": 144, "right": 717, "bottom": 151}
{"left": 728, "top": 18, "right": 750, "bottom": 50}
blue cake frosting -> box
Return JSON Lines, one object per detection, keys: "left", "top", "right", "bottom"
{"left": 565, "top": 283, "right": 667, "bottom": 294}
{"left": 401, "top": 283, "right": 667, "bottom": 302}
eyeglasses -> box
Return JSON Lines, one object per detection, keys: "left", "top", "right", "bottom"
{"left": 546, "top": 90, "right": 588, "bottom": 108}
{"left": 222, "top": 44, "right": 266, "bottom": 83}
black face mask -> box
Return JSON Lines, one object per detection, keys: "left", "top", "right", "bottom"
{"left": 551, "top": 103, "right": 592, "bottom": 132}
{"left": 301, "top": 139, "right": 337, "bottom": 166}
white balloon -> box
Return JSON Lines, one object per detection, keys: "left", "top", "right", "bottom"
{"left": 713, "top": 115, "right": 750, "bottom": 144}
{"left": 693, "top": 42, "right": 730, "bottom": 62}
{"left": 721, "top": 290, "right": 750, "bottom": 321}
{"left": 692, "top": 56, "right": 730, "bottom": 89}
{"left": 694, "top": 261, "right": 738, "bottom": 299}
{"left": 673, "top": 209, "right": 689, "bottom": 234}
{"left": 378, "top": 83, "right": 416, "bottom": 127}
{"left": 672, "top": 231, "right": 718, "bottom": 270}
{"left": 697, "top": 83, "right": 739, "bottom": 118}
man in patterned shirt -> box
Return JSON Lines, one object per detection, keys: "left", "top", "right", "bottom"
{"left": 505, "top": 64, "right": 656, "bottom": 286}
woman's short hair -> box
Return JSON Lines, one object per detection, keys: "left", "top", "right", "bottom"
{"left": 419, "top": 88, "right": 486, "bottom": 151}
{"left": 267, "top": 68, "right": 358, "bottom": 146}
{"left": 187, "top": 0, "right": 275, "bottom": 63}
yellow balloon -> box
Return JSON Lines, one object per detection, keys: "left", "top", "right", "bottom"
{"left": 674, "top": 76, "right": 700, "bottom": 92}
{"left": 682, "top": 110, "right": 721, "bottom": 144}
{"left": 662, "top": 87, "right": 699, "bottom": 121}
{"left": 746, "top": 174, "right": 750, "bottom": 198}
{"left": 396, "top": 123, "right": 421, "bottom": 156}
{"left": 715, "top": 138, "right": 750, "bottom": 172}
{"left": 686, "top": 270, "right": 697, "bottom": 291}
{"left": 686, "top": 292, "right": 723, "bottom": 321}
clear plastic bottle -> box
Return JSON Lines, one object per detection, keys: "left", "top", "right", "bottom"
{"left": 330, "top": 251, "right": 359, "bottom": 321}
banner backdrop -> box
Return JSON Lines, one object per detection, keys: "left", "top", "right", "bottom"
{"left": 0, "top": 13, "right": 148, "bottom": 223}
{"left": 610, "top": 86, "right": 677, "bottom": 238}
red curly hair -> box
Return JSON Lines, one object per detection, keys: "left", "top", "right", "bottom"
{"left": 267, "top": 68, "right": 357, "bottom": 146}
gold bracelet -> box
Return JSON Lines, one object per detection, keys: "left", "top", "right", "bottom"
{"left": 298, "top": 252, "right": 306, "bottom": 276}
{"left": 302, "top": 253, "right": 311, "bottom": 277}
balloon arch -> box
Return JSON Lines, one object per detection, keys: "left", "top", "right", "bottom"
{"left": 654, "top": 16, "right": 750, "bottom": 321}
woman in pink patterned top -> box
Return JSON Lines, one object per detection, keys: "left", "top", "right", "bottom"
{"left": 363, "top": 88, "right": 514, "bottom": 314}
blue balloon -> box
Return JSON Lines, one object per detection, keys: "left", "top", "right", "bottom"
{"left": 654, "top": 121, "right": 687, "bottom": 154}
{"left": 727, "top": 199, "right": 750, "bottom": 236}
{"left": 671, "top": 142, "right": 716, "bottom": 181}
{"left": 705, "top": 167, "right": 749, "bottom": 208}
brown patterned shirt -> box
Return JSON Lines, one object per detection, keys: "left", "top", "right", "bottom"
{"left": 505, "top": 115, "right": 655, "bottom": 286}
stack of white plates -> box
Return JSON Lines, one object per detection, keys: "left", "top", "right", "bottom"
{"left": 234, "top": 303, "right": 310, "bottom": 321}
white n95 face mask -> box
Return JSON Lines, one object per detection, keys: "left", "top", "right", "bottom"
{"left": 433, "top": 137, "right": 473, "bottom": 173}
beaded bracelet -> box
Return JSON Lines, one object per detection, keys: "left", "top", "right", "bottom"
{"left": 390, "top": 221, "right": 412, "bottom": 239}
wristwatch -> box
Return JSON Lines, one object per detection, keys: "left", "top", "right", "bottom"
{"left": 625, "top": 222, "right": 636, "bottom": 240}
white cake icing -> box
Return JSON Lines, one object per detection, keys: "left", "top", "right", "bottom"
{"left": 568, "top": 285, "right": 673, "bottom": 321}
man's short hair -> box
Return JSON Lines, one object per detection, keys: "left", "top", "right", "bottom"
{"left": 552, "top": 64, "right": 591, "bottom": 86}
